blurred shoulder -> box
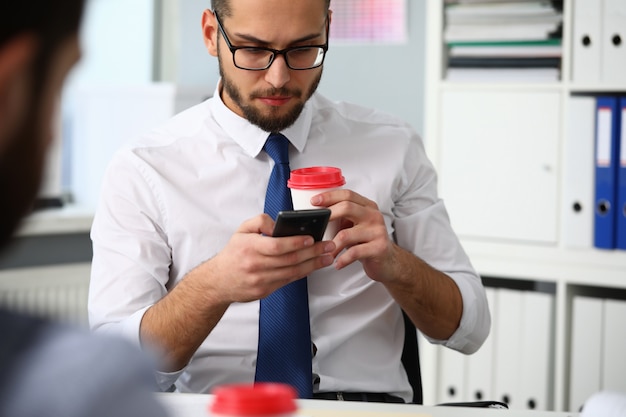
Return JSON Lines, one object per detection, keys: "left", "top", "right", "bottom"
{"left": 1, "top": 316, "right": 168, "bottom": 417}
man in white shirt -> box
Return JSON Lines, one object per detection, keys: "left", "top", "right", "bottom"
{"left": 89, "top": 0, "right": 490, "bottom": 403}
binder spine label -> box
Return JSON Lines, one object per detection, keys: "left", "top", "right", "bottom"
{"left": 621, "top": 107, "right": 626, "bottom": 166}
{"left": 596, "top": 107, "right": 613, "bottom": 167}
{"left": 617, "top": 101, "right": 626, "bottom": 249}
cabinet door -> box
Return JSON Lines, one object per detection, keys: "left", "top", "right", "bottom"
{"left": 439, "top": 90, "right": 560, "bottom": 243}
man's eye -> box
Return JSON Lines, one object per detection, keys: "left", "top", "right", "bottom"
{"left": 243, "top": 48, "right": 269, "bottom": 56}
{"left": 289, "top": 48, "right": 308, "bottom": 56}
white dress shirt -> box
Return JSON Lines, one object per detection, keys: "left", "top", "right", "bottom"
{"left": 89, "top": 84, "right": 490, "bottom": 402}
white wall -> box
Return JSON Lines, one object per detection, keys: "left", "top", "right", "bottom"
{"left": 319, "top": 2, "right": 427, "bottom": 133}
{"left": 70, "top": 0, "right": 156, "bottom": 86}
{"left": 61, "top": 0, "right": 161, "bottom": 208}
{"left": 158, "top": 0, "right": 220, "bottom": 91}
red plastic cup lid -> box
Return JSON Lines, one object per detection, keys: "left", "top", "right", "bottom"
{"left": 287, "top": 166, "right": 345, "bottom": 189}
{"left": 210, "top": 383, "right": 297, "bottom": 416}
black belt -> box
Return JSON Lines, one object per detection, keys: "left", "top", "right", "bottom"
{"left": 313, "top": 392, "right": 405, "bottom": 403}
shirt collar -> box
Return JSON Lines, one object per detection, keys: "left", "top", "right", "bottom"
{"left": 209, "top": 80, "right": 312, "bottom": 158}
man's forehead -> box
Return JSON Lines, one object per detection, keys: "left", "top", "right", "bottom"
{"left": 225, "top": 2, "right": 327, "bottom": 43}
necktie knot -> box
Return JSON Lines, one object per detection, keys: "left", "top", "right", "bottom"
{"left": 264, "top": 133, "right": 290, "bottom": 165}
{"left": 262, "top": 133, "right": 293, "bottom": 220}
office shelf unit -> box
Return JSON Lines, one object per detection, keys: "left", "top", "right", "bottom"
{"left": 420, "top": 0, "right": 626, "bottom": 412}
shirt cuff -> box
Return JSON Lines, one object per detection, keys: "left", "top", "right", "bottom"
{"left": 154, "top": 368, "right": 185, "bottom": 392}
{"left": 423, "top": 272, "right": 490, "bottom": 354}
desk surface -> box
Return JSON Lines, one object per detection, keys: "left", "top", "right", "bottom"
{"left": 156, "top": 393, "right": 580, "bottom": 417}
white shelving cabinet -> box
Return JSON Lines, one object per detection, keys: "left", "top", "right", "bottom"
{"left": 420, "top": 0, "right": 626, "bottom": 411}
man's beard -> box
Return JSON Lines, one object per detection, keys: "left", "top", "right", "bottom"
{"left": 219, "top": 59, "right": 322, "bottom": 133}
{"left": 0, "top": 110, "right": 46, "bottom": 250}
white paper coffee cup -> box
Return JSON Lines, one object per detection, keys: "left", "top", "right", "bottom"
{"left": 288, "top": 166, "right": 345, "bottom": 240}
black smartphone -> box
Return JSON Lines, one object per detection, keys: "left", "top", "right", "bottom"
{"left": 272, "top": 209, "right": 331, "bottom": 241}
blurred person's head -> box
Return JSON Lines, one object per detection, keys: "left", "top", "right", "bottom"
{"left": 0, "top": 1, "right": 85, "bottom": 248}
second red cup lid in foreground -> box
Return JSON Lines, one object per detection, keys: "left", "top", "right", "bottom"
{"left": 210, "top": 383, "right": 297, "bottom": 416}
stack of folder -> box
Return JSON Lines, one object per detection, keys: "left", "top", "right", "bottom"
{"left": 443, "top": 0, "right": 563, "bottom": 82}
{"left": 562, "top": 95, "right": 626, "bottom": 250}
{"left": 571, "top": 0, "right": 626, "bottom": 84}
{"left": 437, "top": 286, "right": 555, "bottom": 410}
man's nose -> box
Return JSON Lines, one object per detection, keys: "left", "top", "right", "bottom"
{"left": 264, "top": 54, "right": 291, "bottom": 89}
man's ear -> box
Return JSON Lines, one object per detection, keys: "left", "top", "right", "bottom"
{"left": 0, "top": 35, "right": 37, "bottom": 152}
{"left": 201, "top": 9, "right": 219, "bottom": 57}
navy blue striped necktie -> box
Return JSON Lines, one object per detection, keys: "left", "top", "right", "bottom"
{"left": 254, "top": 133, "right": 313, "bottom": 399}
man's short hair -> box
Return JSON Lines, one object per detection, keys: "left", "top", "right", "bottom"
{"left": 211, "top": 0, "right": 331, "bottom": 18}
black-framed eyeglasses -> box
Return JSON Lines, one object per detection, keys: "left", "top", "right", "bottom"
{"left": 214, "top": 12, "right": 329, "bottom": 71}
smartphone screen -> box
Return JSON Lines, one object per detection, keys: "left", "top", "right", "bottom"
{"left": 272, "top": 209, "right": 331, "bottom": 241}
